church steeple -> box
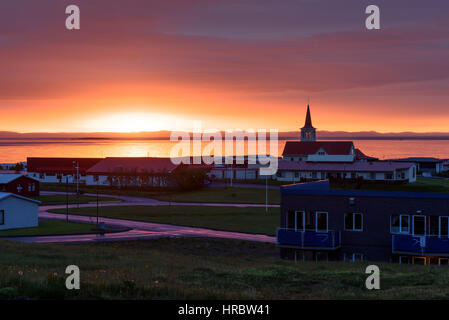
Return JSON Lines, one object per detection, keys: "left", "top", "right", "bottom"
{"left": 304, "top": 104, "right": 313, "bottom": 128}
{"left": 301, "top": 104, "right": 316, "bottom": 141}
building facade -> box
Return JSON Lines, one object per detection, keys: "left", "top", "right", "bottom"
{"left": 0, "top": 192, "right": 40, "bottom": 231}
{"left": 0, "top": 174, "right": 40, "bottom": 197}
{"left": 278, "top": 180, "right": 449, "bottom": 264}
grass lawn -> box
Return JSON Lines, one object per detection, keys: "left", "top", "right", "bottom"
{"left": 0, "top": 220, "right": 109, "bottom": 237}
{"left": 1, "top": 238, "right": 449, "bottom": 299}
{"left": 152, "top": 188, "right": 280, "bottom": 204}
{"left": 34, "top": 195, "right": 121, "bottom": 206}
{"left": 41, "top": 183, "right": 280, "bottom": 204}
{"left": 50, "top": 205, "right": 280, "bottom": 235}
{"left": 333, "top": 177, "right": 449, "bottom": 193}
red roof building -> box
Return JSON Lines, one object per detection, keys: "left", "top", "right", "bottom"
{"left": 27, "top": 157, "right": 103, "bottom": 175}
{"left": 0, "top": 174, "right": 40, "bottom": 197}
{"left": 87, "top": 157, "right": 179, "bottom": 175}
{"left": 283, "top": 141, "right": 355, "bottom": 157}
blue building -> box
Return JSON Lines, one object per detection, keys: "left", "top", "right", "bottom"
{"left": 277, "top": 180, "right": 449, "bottom": 265}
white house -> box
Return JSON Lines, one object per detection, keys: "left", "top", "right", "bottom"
{"left": 0, "top": 192, "right": 40, "bottom": 231}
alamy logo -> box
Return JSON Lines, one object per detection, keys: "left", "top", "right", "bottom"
{"left": 365, "top": 265, "right": 380, "bottom": 290}
{"left": 365, "top": 5, "right": 380, "bottom": 30}
{"left": 65, "top": 265, "right": 80, "bottom": 290}
{"left": 66, "top": 5, "right": 80, "bottom": 30}
{"left": 170, "top": 121, "right": 279, "bottom": 175}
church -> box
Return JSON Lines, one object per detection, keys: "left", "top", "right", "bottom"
{"left": 277, "top": 105, "right": 417, "bottom": 184}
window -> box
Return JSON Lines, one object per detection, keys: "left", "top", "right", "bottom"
{"left": 439, "top": 258, "right": 449, "bottom": 266}
{"left": 287, "top": 210, "right": 305, "bottom": 231}
{"left": 440, "top": 217, "right": 449, "bottom": 237}
{"left": 305, "top": 211, "right": 315, "bottom": 231}
{"left": 399, "top": 256, "right": 410, "bottom": 264}
{"left": 0, "top": 210, "right": 4, "bottom": 225}
{"left": 316, "top": 212, "right": 328, "bottom": 232}
{"left": 391, "top": 214, "right": 410, "bottom": 234}
{"left": 412, "top": 256, "right": 426, "bottom": 265}
{"left": 345, "top": 213, "right": 363, "bottom": 231}
{"left": 385, "top": 173, "right": 393, "bottom": 180}
{"left": 344, "top": 253, "right": 364, "bottom": 262}
{"left": 28, "top": 183, "right": 32, "bottom": 192}
{"left": 315, "top": 252, "right": 328, "bottom": 262}
{"left": 430, "top": 216, "right": 439, "bottom": 236}
{"left": 413, "top": 215, "right": 426, "bottom": 236}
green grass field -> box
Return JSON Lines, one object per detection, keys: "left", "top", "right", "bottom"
{"left": 50, "top": 205, "right": 280, "bottom": 235}
{"left": 34, "top": 195, "right": 121, "bottom": 206}
{"left": 0, "top": 220, "right": 108, "bottom": 237}
{"left": 1, "top": 238, "right": 448, "bottom": 299}
{"left": 152, "top": 188, "right": 280, "bottom": 204}
{"left": 40, "top": 178, "right": 448, "bottom": 206}
{"left": 41, "top": 183, "right": 280, "bottom": 204}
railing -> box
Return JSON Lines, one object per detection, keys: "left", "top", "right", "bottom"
{"left": 277, "top": 228, "right": 341, "bottom": 249}
{"left": 392, "top": 234, "right": 449, "bottom": 254}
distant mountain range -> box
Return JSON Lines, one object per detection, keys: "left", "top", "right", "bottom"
{"left": 1, "top": 130, "right": 449, "bottom": 140}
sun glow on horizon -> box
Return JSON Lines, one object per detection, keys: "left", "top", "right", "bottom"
{"left": 83, "top": 112, "right": 195, "bottom": 133}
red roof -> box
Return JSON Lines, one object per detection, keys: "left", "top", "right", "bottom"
{"left": 87, "top": 157, "right": 179, "bottom": 174}
{"left": 27, "top": 157, "right": 103, "bottom": 174}
{"left": 282, "top": 141, "right": 354, "bottom": 156}
{"left": 278, "top": 160, "right": 414, "bottom": 172}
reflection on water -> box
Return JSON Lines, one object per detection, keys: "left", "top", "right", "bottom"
{"left": 1, "top": 139, "right": 449, "bottom": 163}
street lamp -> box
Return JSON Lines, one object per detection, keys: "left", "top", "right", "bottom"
{"left": 73, "top": 161, "right": 79, "bottom": 209}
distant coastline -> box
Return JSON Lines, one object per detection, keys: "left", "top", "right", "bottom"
{"left": 2, "top": 131, "right": 449, "bottom": 141}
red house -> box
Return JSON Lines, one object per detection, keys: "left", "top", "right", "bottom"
{"left": 0, "top": 174, "right": 40, "bottom": 197}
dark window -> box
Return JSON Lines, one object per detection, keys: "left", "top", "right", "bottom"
{"left": 399, "top": 256, "right": 410, "bottom": 264}
{"left": 441, "top": 217, "right": 449, "bottom": 237}
{"left": 0, "top": 210, "right": 4, "bottom": 225}
{"left": 345, "top": 213, "right": 353, "bottom": 230}
{"left": 345, "top": 213, "right": 363, "bottom": 231}
{"left": 305, "top": 211, "right": 315, "bottom": 230}
{"left": 430, "top": 216, "right": 439, "bottom": 236}
{"left": 413, "top": 216, "right": 426, "bottom": 236}
{"left": 401, "top": 215, "right": 410, "bottom": 233}
{"left": 295, "top": 211, "right": 304, "bottom": 231}
{"left": 391, "top": 214, "right": 400, "bottom": 233}
{"left": 316, "top": 212, "right": 328, "bottom": 232}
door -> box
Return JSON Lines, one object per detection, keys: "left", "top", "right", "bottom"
{"left": 413, "top": 215, "right": 426, "bottom": 236}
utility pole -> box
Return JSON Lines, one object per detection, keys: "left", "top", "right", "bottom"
{"left": 96, "top": 179, "right": 99, "bottom": 226}
{"left": 73, "top": 161, "right": 79, "bottom": 209}
{"left": 66, "top": 176, "right": 69, "bottom": 222}
{"left": 265, "top": 175, "right": 268, "bottom": 214}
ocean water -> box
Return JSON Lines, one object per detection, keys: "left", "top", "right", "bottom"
{"left": 0, "top": 139, "right": 448, "bottom": 163}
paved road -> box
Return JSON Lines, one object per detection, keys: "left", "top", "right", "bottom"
{"left": 3, "top": 192, "right": 277, "bottom": 244}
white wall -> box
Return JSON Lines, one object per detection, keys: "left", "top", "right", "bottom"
{"left": 0, "top": 196, "right": 39, "bottom": 230}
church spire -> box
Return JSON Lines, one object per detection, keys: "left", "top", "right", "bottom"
{"left": 300, "top": 104, "right": 316, "bottom": 142}
{"left": 304, "top": 104, "right": 313, "bottom": 128}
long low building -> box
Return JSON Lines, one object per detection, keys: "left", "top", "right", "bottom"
{"left": 85, "top": 157, "right": 180, "bottom": 187}
{"left": 27, "top": 157, "right": 103, "bottom": 184}
{"left": 276, "top": 160, "right": 417, "bottom": 183}
{"left": 278, "top": 180, "right": 449, "bottom": 264}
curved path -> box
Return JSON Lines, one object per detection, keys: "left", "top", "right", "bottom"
{"left": 3, "top": 191, "right": 277, "bottom": 244}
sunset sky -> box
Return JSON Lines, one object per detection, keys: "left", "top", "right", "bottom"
{"left": 1, "top": 0, "right": 449, "bottom": 133}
